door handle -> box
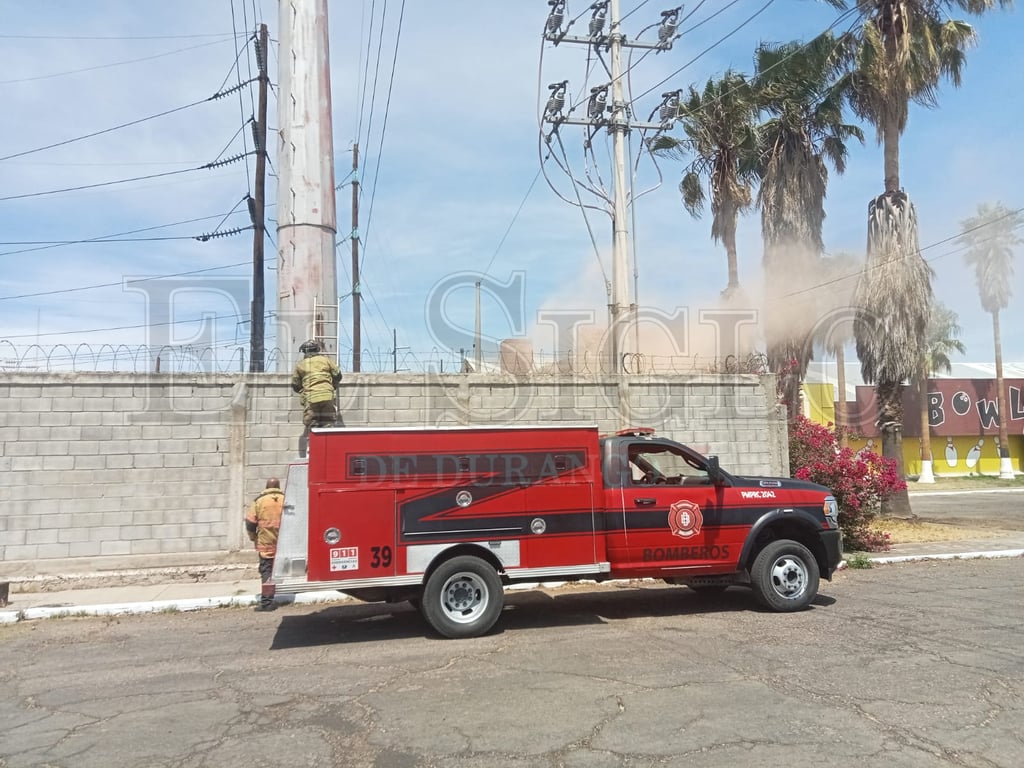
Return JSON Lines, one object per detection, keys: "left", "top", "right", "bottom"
{"left": 634, "top": 497, "right": 656, "bottom": 506}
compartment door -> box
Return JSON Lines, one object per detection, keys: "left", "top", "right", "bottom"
{"left": 523, "top": 482, "right": 599, "bottom": 567}
{"left": 306, "top": 489, "right": 397, "bottom": 582}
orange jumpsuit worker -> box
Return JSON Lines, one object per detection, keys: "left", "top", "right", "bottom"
{"left": 246, "top": 478, "right": 285, "bottom": 612}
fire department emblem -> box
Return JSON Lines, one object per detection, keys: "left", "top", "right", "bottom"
{"left": 668, "top": 500, "right": 703, "bottom": 539}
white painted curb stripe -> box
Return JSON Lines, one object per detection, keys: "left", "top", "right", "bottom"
{"left": 2, "top": 551, "right": 1021, "bottom": 623}
{"left": 0, "top": 590, "right": 353, "bottom": 624}
{"left": 870, "top": 549, "right": 1024, "bottom": 564}
{"left": 909, "top": 488, "right": 1024, "bottom": 497}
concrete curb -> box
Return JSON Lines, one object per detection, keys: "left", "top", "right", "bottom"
{"left": 2, "top": 549, "right": 1022, "bottom": 624}
{"left": 907, "top": 488, "right": 1024, "bottom": 497}
{"left": 869, "top": 548, "right": 1024, "bottom": 565}
{"left": 0, "top": 590, "right": 354, "bottom": 625}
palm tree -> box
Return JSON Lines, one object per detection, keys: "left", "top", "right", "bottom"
{"left": 916, "top": 302, "right": 966, "bottom": 482}
{"left": 753, "top": 34, "right": 864, "bottom": 419}
{"left": 853, "top": 211, "right": 933, "bottom": 511}
{"left": 654, "top": 71, "right": 759, "bottom": 298}
{"left": 840, "top": 1, "right": 1010, "bottom": 196}
{"left": 959, "top": 202, "right": 1023, "bottom": 479}
{"left": 838, "top": 0, "right": 1011, "bottom": 512}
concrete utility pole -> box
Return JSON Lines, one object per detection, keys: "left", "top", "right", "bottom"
{"left": 250, "top": 23, "right": 269, "bottom": 373}
{"left": 607, "top": 0, "right": 630, "bottom": 373}
{"left": 542, "top": 1, "right": 679, "bottom": 372}
{"left": 276, "top": 0, "right": 339, "bottom": 371}
{"left": 351, "top": 143, "right": 361, "bottom": 372}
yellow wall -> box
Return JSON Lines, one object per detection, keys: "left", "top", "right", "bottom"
{"left": 846, "top": 435, "right": 1022, "bottom": 476}
{"left": 803, "top": 383, "right": 1021, "bottom": 476}
{"left": 803, "top": 382, "right": 836, "bottom": 425}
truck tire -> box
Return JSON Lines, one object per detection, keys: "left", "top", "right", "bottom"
{"left": 421, "top": 556, "right": 504, "bottom": 639}
{"left": 750, "top": 539, "right": 819, "bottom": 612}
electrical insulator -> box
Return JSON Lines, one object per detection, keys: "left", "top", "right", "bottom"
{"left": 250, "top": 120, "right": 263, "bottom": 153}
{"left": 659, "top": 91, "right": 680, "bottom": 123}
{"left": 254, "top": 36, "right": 268, "bottom": 77}
{"left": 588, "top": 85, "right": 608, "bottom": 120}
{"left": 545, "top": 81, "right": 568, "bottom": 121}
{"left": 589, "top": 1, "right": 608, "bottom": 38}
{"left": 658, "top": 7, "right": 681, "bottom": 47}
{"left": 546, "top": 0, "right": 567, "bottom": 38}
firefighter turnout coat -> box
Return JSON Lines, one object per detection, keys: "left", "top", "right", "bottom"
{"left": 245, "top": 487, "right": 285, "bottom": 559}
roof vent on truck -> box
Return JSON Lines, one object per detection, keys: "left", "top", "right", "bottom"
{"left": 614, "top": 427, "right": 656, "bottom": 437}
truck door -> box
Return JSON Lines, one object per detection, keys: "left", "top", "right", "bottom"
{"left": 622, "top": 441, "right": 734, "bottom": 572}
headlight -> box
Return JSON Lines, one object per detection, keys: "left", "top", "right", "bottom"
{"left": 823, "top": 497, "right": 839, "bottom": 528}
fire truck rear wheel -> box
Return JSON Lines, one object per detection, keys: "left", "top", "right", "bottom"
{"left": 422, "top": 556, "right": 504, "bottom": 639}
{"left": 750, "top": 539, "right": 819, "bottom": 612}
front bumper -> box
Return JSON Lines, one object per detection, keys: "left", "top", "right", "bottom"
{"left": 821, "top": 530, "right": 843, "bottom": 579}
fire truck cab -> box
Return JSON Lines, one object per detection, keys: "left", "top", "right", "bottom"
{"left": 273, "top": 425, "right": 842, "bottom": 638}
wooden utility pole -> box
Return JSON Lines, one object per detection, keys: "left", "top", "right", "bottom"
{"left": 351, "top": 143, "right": 361, "bottom": 371}
{"left": 249, "top": 23, "right": 269, "bottom": 372}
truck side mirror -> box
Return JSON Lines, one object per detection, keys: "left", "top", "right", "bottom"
{"left": 706, "top": 455, "right": 724, "bottom": 486}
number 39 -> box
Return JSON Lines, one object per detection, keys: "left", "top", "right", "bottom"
{"left": 370, "top": 545, "right": 392, "bottom": 568}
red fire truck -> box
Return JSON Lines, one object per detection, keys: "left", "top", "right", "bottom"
{"left": 273, "top": 425, "right": 842, "bottom": 638}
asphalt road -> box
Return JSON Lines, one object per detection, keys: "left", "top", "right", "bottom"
{"left": 909, "top": 489, "right": 1024, "bottom": 529}
{"left": 2, "top": 557, "right": 1022, "bottom": 768}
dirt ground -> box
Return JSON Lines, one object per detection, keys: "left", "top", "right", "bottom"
{"left": 869, "top": 517, "right": 1009, "bottom": 544}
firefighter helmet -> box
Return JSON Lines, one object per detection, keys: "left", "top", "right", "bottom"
{"left": 299, "top": 339, "right": 321, "bottom": 355}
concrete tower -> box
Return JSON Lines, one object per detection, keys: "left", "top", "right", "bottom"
{"left": 276, "top": 0, "right": 338, "bottom": 370}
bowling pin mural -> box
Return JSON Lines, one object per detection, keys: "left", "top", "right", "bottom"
{"left": 965, "top": 438, "right": 984, "bottom": 469}
{"left": 944, "top": 437, "right": 958, "bottom": 468}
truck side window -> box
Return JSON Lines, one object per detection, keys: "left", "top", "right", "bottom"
{"left": 629, "top": 443, "right": 709, "bottom": 486}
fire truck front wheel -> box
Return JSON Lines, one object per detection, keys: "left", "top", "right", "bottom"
{"left": 750, "top": 539, "right": 819, "bottom": 612}
{"left": 422, "top": 556, "right": 504, "bottom": 639}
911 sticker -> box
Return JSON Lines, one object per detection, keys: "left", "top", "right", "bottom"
{"left": 330, "top": 547, "right": 358, "bottom": 572}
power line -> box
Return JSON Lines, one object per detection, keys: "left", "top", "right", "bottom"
{"left": 0, "top": 38, "right": 236, "bottom": 85}
{"left": 0, "top": 261, "right": 253, "bottom": 302}
{"left": 2, "top": 159, "right": 206, "bottom": 168}
{"left": 637, "top": 3, "right": 862, "bottom": 105}
{"left": 620, "top": 0, "right": 655, "bottom": 23}
{"left": 360, "top": 0, "right": 406, "bottom": 272}
{"left": 0, "top": 202, "right": 252, "bottom": 254}
{"left": 0, "top": 83, "right": 246, "bottom": 162}
{"left": 0, "top": 152, "right": 252, "bottom": 202}
{"left": 634, "top": 0, "right": 778, "bottom": 102}
{"left": 1, "top": 309, "right": 269, "bottom": 341}
{"left": 482, "top": 167, "right": 544, "bottom": 279}
{"left": 775, "top": 206, "right": 1024, "bottom": 304}
{"left": 679, "top": 0, "right": 743, "bottom": 35}
{"left": 0, "top": 32, "right": 245, "bottom": 40}
{"left": 229, "top": 0, "right": 254, "bottom": 192}
{"left": 360, "top": 0, "right": 389, "bottom": 170}
{"left": 356, "top": 0, "right": 380, "bottom": 147}
{"left": 356, "top": 0, "right": 408, "bottom": 348}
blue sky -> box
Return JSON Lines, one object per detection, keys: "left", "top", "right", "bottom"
{"left": 1, "top": 0, "right": 1021, "bottom": 373}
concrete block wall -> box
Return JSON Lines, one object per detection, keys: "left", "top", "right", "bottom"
{"left": 0, "top": 371, "right": 785, "bottom": 573}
